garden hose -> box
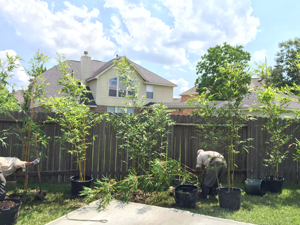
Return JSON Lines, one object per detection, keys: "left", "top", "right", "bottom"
{"left": 66, "top": 213, "right": 108, "bottom": 223}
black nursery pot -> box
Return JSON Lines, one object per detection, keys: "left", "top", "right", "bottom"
{"left": 244, "top": 179, "right": 267, "bottom": 196}
{"left": 0, "top": 199, "right": 22, "bottom": 225}
{"left": 266, "top": 176, "right": 284, "bottom": 193}
{"left": 218, "top": 187, "right": 242, "bottom": 210}
{"left": 172, "top": 184, "right": 199, "bottom": 208}
{"left": 70, "top": 175, "right": 93, "bottom": 196}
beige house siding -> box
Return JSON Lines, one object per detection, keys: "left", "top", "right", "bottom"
{"left": 88, "top": 80, "right": 97, "bottom": 102}
{"left": 94, "top": 66, "right": 174, "bottom": 107}
{"left": 150, "top": 85, "right": 173, "bottom": 103}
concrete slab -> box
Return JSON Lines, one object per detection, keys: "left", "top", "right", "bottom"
{"left": 47, "top": 200, "right": 253, "bottom": 225}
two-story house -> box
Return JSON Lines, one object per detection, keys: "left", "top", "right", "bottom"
{"left": 35, "top": 51, "right": 177, "bottom": 113}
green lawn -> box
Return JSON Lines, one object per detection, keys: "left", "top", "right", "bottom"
{"left": 148, "top": 183, "right": 300, "bottom": 225}
{"left": 5, "top": 182, "right": 86, "bottom": 225}
{"left": 5, "top": 182, "right": 300, "bottom": 225}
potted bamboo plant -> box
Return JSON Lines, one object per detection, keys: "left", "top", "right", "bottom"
{"left": 254, "top": 85, "right": 294, "bottom": 193}
{"left": 41, "top": 55, "right": 104, "bottom": 196}
{"left": 190, "top": 61, "right": 253, "bottom": 210}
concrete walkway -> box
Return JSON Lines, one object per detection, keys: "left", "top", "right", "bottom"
{"left": 47, "top": 200, "right": 253, "bottom": 225}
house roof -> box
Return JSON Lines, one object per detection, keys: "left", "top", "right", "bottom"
{"left": 249, "top": 78, "right": 265, "bottom": 89}
{"left": 42, "top": 60, "right": 106, "bottom": 99}
{"left": 180, "top": 87, "right": 198, "bottom": 96}
{"left": 87, "top": 56, "right": 176, "bottom": 87}
{"left": 146, "top": 91, "right": 300, "bottom": 110}
{"left": 179, "top": 78, "right": 266, "bottom": 97}
{"left": 131, "top": 61, "right": 176, "bottom": 86}
{"left": 79, "top": 86, "right": 97, "bottom": 106}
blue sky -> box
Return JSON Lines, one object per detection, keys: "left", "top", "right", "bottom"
{"left": 0, "top": 0, "right": 299, "bottom": 97}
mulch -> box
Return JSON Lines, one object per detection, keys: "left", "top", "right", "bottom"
{"left": 0, "top": 200, "right": 19, "bottom": 209}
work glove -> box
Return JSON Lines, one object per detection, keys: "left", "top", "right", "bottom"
{"left": 32, "top": 158, "right": 40, "bottom": 165}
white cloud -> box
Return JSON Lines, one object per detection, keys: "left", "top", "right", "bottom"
{"left": 170, "top": 78, "right": 189, "bottom": 97}
{"left": 0, "top": 1, "right": 117, "bottom": 60}
{"left": 252, "top": 49, "right": 266, "bottom": 64}
{"left": 162, "top": 0, "right": 260, "bottom": 51}
{"left": 105, "top": 0, "right": 259, "bottom": 67}
{"left": 0, "top": 50, "right": 29, "bottom": 88}
{"left": 105, "top": 0, "right": 189, "bottom": 66}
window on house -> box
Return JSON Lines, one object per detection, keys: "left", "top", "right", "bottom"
{"left": 127, "top": 107, "right": 134, "bottom": 114}
{"left": 128, "top": 80, "right": 135, "bottom": 97}
{"left": 106, "top": 106, "right": 134, "bottom": 114}
{"left": 117, "top": 107, "right": 125, "bottom": 114}
{"left": 118, "top": 78, "right": 126, "bottom": 97}
{"left": 107, "top": 106, "right": 115, "bottom": 113}
{"left": 109, "top": 78, "right": 117, "bottom": 97}
{"left": 146, "top": 85, "right": 153, "bottom": 99}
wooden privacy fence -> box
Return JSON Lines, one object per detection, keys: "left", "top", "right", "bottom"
{"left": 0, "top": 112, "right": 300, "bottom": 184}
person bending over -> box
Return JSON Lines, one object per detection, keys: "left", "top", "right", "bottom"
{"left": 196, "top": 149, "right": 227, "bottom": 199}
{"left": 0, "top": 157, "right": 40, "bottom": 200}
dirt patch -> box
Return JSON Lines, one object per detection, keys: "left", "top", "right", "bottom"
{"left": 129, "top": 190, "right": 152, "bottom": 203}
{"left": 0, "top": 200, "right": 20, "bottom": 209}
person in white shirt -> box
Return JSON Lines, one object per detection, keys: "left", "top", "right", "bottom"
{"left": 196, "top": 149, "right": 227, "bottom": 199}
{"left": 0, "top": 157, "right": 40, "bottom": 200}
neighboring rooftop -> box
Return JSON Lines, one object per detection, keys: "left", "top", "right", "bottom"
{"left": 179, "top": 78, "right": 266, "bottom": 97}
{"left": 180, "top": 86, "right": 198, "bottom": 96}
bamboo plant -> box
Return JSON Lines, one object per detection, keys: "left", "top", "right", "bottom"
{"left": 189, "top": 61, "right": 253, "bottom": 191}
{"left": 41, "top": 54, "right": 104, "bottom": 181}
{"left": 255, "top": 85, "right": 294, "bottom": 179}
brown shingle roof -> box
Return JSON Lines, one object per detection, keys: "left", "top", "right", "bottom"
{"left": 42, "top": 60, "right": 105, "bottom": 98}
{"left": 179, "top": 79, "right": 266, "bottom": 97}
{"left": 180, "top": 87, "right": 198, "bottom": 96}
{"left": 87, "top": 56, "right": 176, "bottom": 87}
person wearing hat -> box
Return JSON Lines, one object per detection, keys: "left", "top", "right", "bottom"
{"left": 196, "top": 149, "right": 227, "bottom": 199}
{"left": 0, "top": 157, "right": 40, "bottom": 200}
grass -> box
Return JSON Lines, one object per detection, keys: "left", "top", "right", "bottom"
{"left": 5, "top": 182, "right": 86, "bottom": 225}
{"left": 148, "top": 183, "right": 300, "bottom": 225}
{"left": 5, "top": 182, "right": 300, "bottom": 225}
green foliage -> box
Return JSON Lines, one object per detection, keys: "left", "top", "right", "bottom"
{"left": 40, "top": 54, "right": 104, "bottom": 181}
{"left": 83, "top": 56, "right": 197, "bottom": 210}
{"left": 21, "top": 63, "right": 47, "bottom": 111}
{"left": 273, "top": 38, "right": 300, "bottom": 87}
{"left": 195, "top": 42, "right": 251, "bottom": 100}
{"left": 189, "top": 61, "right": 253, "bottom": 190}
{"left": 291, "top": 82, "right": 300, "bottom": 163}
{"left": 82, "top": 157, "right": 197, "bottom": 210}
{"left": 0, "top": 86, "right": 19, "bottom": 113}
{"left": 10, "top": 51, "right": 50, "bottom": 190}
{"left": 254, "top": 86, "right": 295, "bottom": 179}
{"left": 0, "top": 52, "right": 21, "bottom": 114}
{"left": 269, "top": 66, "right": 286, "bottom": 88}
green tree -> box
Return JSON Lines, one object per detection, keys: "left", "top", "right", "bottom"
{"left": 253, "top": 86, "right": 294, "bottom": 179}
{"left": 41, "top": 54, "right": 104, "bottom": 181}
{"left": 269, "top": 66, "right": 286, "bottom": 88}
{"left": 0, "top": 53, "right": 21, "bottom": 113}
{"left": 12, "top": 51, "right": 50, "bottom": 190}
{"left": 0, "top": 53, "right": 21, "bottom": 147}
{"left": 190, "top": 61, "right": 253, "bottom": 191}
{"left": 195, "top": 42, "right": 251, "bottom": 100}
{"left": 21, "top": 64, "right": 47, "bottom": 111}
{"left": 273, "top": 37, "right": 300, "bottom": 87}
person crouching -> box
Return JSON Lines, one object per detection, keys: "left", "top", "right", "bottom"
{"left": 196, "top": 149, "right": 227, "bottom": 199}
